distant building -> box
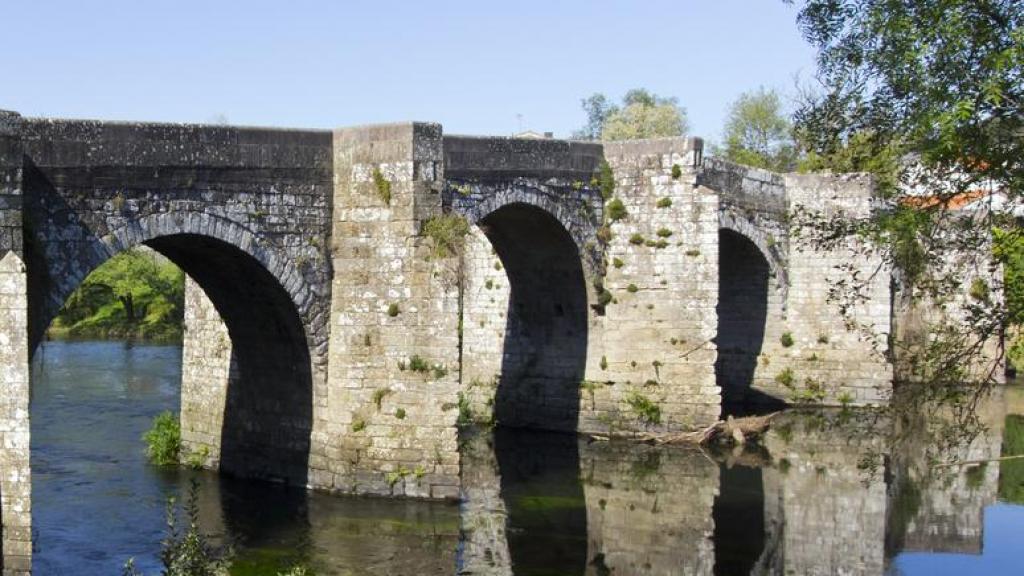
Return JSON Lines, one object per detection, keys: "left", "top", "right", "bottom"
{"left": 514, "top": 130, "right": 553, "bottom": 139}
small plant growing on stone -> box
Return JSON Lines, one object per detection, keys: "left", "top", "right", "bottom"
{"left": 372, "top": 167, "right": 392, "bottom": 205}
{"left": 656, "top": 228, "right": 673, "bottom": 238}
{"left": 364, "top": 334, "right": 372, "bottom": 347}
{"left": 599, "top": 160, "right": 615, "bottom": 200}
{"left": 817, "top": 334, "right": 830, "bottom": 344}
{"left": 685, "top": 249, "right": 700, "bottom": 257}
{"left": 571, "top": 180, "right": 584, "bottom": 191}
{"left": 612, "top": 257, "right": 624, "bottom": 268}
{"left": 780, "top": 332, "right": 795, "bottom": 347}
{"left": 494, "top": 261, "right": 503, "bottom": 271}
{"left": 838, "top": 391, "right": 854, "bottom": 408}
{"left": 671, "top": 164, "right": 682, "bottom": 179}
{"left": 774, "top": 367, "right": 795, "bottom": 388}
{"left": 372, "top": 387, "right": 392, "bottom": 410}
{"left": 654, "top": 239, "right": 668, "bottom": 249}
{"left": 656, "top": 197, "right": 672, "bottom": 209}
{"left": 596, "top": 225, "right": 613, "bottom": 243}
{"left": 485, "top": 279, "right": 494, "bottom": 289}
{"left": 643, "top": 379, "right": 658, "bottom": 387}
{"left": 600, "top": 355, "right": 608, "bottom": 370}
{"left": 351, "top": 418, "right": 366, "bottom": 432}
{"left": 395, "top": 408, "right": 407, "bottom": 420}
{"left": 969, "top": 277, "right": 990, "bottom": 302}
{"left": 408, "top": 354, "right": 430, "bottom": 373}
{"left": 625, "top": 392, "right": 661, "bottom": 425}
{"left": 456, "top": 392, "right": 474, "bottom": 426}
{"left": 422, "top": 214, "right": 470, "bottom": 258}
{"left": 629, "top": 233, "right": 645, "bottom": 245}
{"left": 143, "top": 411, "right": 181, "bottom": 466}
{"left": 397, "top": 360, "right": 407, "bottom": 371}
{"left": 606, "top": 198, "right": 627, "bottom": 222}
{"left": 431, "top": 364, "right": 448, "bottom": 380}
{"left": 112, "top": 192, "right": 127, "bottom": 213}
{"left": 387, "top": 303, "right": 401, "bottom": 317}
{"left": 184, "top": 445, "right": 210, "bottom": 471}
{"left": 626, "top": 283, "right": 639, "bottom": 293}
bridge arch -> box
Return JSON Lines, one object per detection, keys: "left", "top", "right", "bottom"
{"left": 459, "top": 198, "right": 591, "bottom": 431}
{"left": 717, "top": 209, "right": 788, "bottom": 295}
{"left": 715, "top": 224, "right": 787, "bottom": 411}
{"left": 25, "top": 209, "right": 316, "bottom": 485}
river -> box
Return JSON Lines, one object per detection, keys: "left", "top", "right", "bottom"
{"left": 30, "top": 341, "right": 1024, "bottom": 575}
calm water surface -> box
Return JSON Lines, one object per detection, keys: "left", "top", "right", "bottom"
{"left": 31, "top": 341, "right": 1024, "bottom": 575}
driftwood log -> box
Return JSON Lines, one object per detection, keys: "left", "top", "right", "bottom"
{"left": 591, "top": 412, "right": 780, "bottom": 446}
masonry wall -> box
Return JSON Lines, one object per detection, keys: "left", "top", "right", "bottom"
{"left": 780, "top": 173, "right": 894, "bottom": 405}
{"left": 594, "top": 138, "right": 721, "bottom": 432}
{"left": 581, "top": 440, "right": 718, "bottom": 575}
{"left": 460, "top": 226, "right": 509, "bottom": 419}
{"left": 179, "top": 276, "right": 233, "bottom": 469}
{"left": 0, "top": 111, "right": 31, "bottom": 576}
{"left": 322, "top": 123, "right": 461, "bottom": 499}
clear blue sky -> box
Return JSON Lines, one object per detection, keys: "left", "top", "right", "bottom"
{"left": 0, "top": 1, "right": 817, "bottom": 141}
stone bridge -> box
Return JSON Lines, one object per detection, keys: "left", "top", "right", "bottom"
{"left": 0, "top": 111, "right": 896, "bottom": 572}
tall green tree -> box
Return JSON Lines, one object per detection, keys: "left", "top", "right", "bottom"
{"left": 721, "top": 87, "right": 797, "bottom": 171}
{"left": 574, "top": 89, "right": 688, "bottom": 141}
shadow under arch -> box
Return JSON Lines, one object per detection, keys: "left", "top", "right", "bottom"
{"left": 476, "top": 202, "right": 589, "bottom": 432}
{"left": 716, "top": 228, "right": 783, "bottom": 414}
{"left": 25, "top": 226, "right": 313, "bottom": 485}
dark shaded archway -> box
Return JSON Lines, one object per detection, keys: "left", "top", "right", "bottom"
{"left": 27, "top": 231, "right": 313, "bottom": 486}
{"left": 716, "top": 229, "right": 775, "bottom": 413}
{"left": 477, "top": 203, "right": 589, "bottom": 432}
{"left": 145, "top": 234, "right": 312, "bottom": 485}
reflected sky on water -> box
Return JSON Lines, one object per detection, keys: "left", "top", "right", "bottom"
{"left": 30, "top": 341, "right": 1024, "bottom": 575}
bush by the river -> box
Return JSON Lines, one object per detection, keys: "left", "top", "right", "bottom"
{"left": 50, "top": 248, "right": 184, "bottom": 343}
{"left": 143, "top": 411, "right": 181, "bottom": 466}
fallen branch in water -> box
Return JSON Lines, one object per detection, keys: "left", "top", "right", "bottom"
{"left": 933, "top": 454, "right": 1024, "bottom": 468}
{"left": 589, "top": 412, "right": 780, "bottom": 446}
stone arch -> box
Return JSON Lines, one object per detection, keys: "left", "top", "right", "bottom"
{"left": 459, "top": 199, "right": 590, "bottom": 431}
{"left": 456, "top": 184, "right": 602, "bottom": 278}
{"left": 718, "top": 209, "right": 788, "bottom": 297}
{"left": 26, "top": 209, "right": 316, "bottom": 485}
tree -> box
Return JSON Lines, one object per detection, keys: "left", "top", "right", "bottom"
{"left": 574, "top": 89, "right": 688, "bottom": 141}
{"left": 86, "top": 249, "right": 182, "bottom": 322}
{"left": 788, "top": 0, "right": 1024, "bottom": 416}
{"left": 721, "top": 87, "right": 797, "bottom": 171}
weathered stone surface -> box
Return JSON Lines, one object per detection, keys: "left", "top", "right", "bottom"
{"left": 0, "top": 110, "right": 914, "bottom": 572}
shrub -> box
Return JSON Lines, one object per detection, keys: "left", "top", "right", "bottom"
{"left": 596, "top": 225, "right": 613, "bottom": 243}
{"left": 606, "top": 198, "right": 628, "bottom": 222}
{"left": 122, "top": 480, "right": 230, "bottom": 576}
{"left": 422, "top": 214, "right": 470, "bottom": 258}
{"left": 395, "top": 408, "right": 407, "bottom": 420}
{"left": 780, "top": 332, "right": 795, "bottom": 347}
{"left": 143, "top": 411, "right": 180, "bottom": 466}
{"left": 656, "top": 228, "right": 673, "bottom": 238}
{"left": 372, "top": 167, "right": 392, "bottom": 205}
{"left": 629, "top": 233, "right": 645, "bottom": 245}
{"left": 625, "top": 392, "right": 661, "bottom": 424}
{"left": 372, "top": 387, "right": 392, "bottom": 410}
{"left": 612, "top": 257, "right": 624, "bottom": 268}
{"left": 408, "top": 354, "right": 430, "bottom": 373}
{"left": 599, "top": 161, "right": 615, "bottom": 200}
{"left": 774, "top": 367, "right": 795, "bottom": 388}
{"left": 671, "top": 164, "right": 682, "bottom": 179}
{"left": 656, "top": 197, "right": 672, "bottom": 208}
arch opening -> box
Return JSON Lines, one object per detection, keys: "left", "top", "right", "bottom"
{"left": 463, "top": 202, "right": 589, "bottom": 432}
{"left": 716, "top": 229, "right": 776, "bottom": 412}
{"left": 29, "top": 232, "right": 313, "bottom": 486}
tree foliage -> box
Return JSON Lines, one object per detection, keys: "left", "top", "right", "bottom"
{"left": 721, "top": 87, "right": 797, "bottom": 172}
{"left": 575, "top": 89, "right": 688, "bottom": 141}
{"left": 52, "top": 248, "right": 185, "bottom": 341}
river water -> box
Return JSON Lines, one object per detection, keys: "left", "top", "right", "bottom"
{"left": 30, "top": 341, "right": 1024, "bottom": 575}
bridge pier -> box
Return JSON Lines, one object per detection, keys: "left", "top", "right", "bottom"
{"left": 0, "top": 111, "right": 31, "bottom": 575}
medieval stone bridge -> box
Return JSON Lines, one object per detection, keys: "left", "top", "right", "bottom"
{"left": 0, "top": 111, "right": 895, "bottom": 572}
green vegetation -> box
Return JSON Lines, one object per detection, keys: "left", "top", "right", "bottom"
{"left": 372, "top": 387, "right": 392, "bottom": 410}
{"left": 351, "top": 418, "right": 366, "bottom": 433}
{"left": 612, "top": 257, "right": 624, "bottom": 269}
{"left": 575, "top": 89, "right": 688, "bottom": 141}
{"left": 628, "top": 234, "right": 645, "bottom": 245}
{"left": 606, "top": 198, "right": 627, "bottom": 222}
{"left": 387, "top": 303, "right": 401, "bottom": 317}
{"left": 780, "top": 332, "right": 794, "bottom": 347}
{"left": 51, "top": 248, "right": 184, "bottom": 342}
{"left": 372, "top": 167, "right": 392, "bottom": 205}
{"left": 671, "top": 164, "right": 682, "bottom": 179}
{"left": 656, "top": 197, "right": 672, "bottom": 209}
{"left": 1000, "top": 415, "right": 1024, "bottom": 504}
{"left": 395, "top": 408, "right": 406, "bottom": 420}
{"left": 598, "top": 161, "right": 616, "bottom": 200}
{"left": 625, "top": 392, "right": 661, "bottom": 425}
{"left": 143, "top": 411, "right": 181, "bottom": 466}
{"left": 626, "top": 284, "right": 638, "bottom": 293}
{"left": 408, "top": 354, "right": 430, "bottom": 373}
{"left": 719, "top": 87, "right": 796, "bottom": 172}
{"left": 655, "top": 228, "right": 673, "bottom": 238}
{"left": 774, "top": 368, "right": 795, "bottom": 388}
{"left": 422, "top": 213, "right": 470, "bottom": 258}
{"left": 600, "top": 355, "right": 608, "bottom": 370}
